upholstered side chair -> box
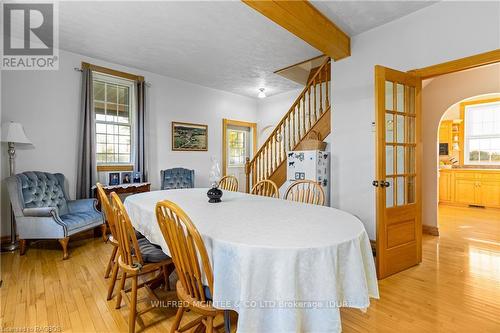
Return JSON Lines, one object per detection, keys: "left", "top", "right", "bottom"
{"left": 160, "top": 168, "right": 195, "bottom": 190}
{"left": 5, "top": 171, "right": 105, "bottom": 259}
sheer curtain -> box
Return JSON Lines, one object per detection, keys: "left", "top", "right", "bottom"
{"left": 76, "top": 67, "right": 97, "bottom": 199}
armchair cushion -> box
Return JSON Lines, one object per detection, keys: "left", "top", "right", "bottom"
{"left": 60, "top": 210, "right": 103, "bottom": 232}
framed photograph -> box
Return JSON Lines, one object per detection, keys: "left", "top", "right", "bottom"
{"left": 121, "top": 172, "right": 132, "bottom": 184}
{"left": 172, "top": 121, "right": 208, "bottom": 151}
{"left": 108, "top": 172, "right": 120, "bottom": 186}
{"left": 132, "top": 172, "right": 142, "bottom": 183}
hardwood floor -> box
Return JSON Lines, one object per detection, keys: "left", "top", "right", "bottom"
{"left": 1, "top": 205, "right": 499, "bottom": 332}
{"left": 341, "top": 205, "right": 500, "bottom": 332}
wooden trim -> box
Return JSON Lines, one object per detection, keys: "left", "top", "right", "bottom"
{"left": 222, "top": 119, "right": 257, "bottom": 176}
{"left": 274, "top": 54, "right": 326, "bottom": 74}
{"left": 409, "top": 49, "right": 500, "bottom": 79}
{"left": 81, "top": 62, "right": 144, "bottom": 82}
{"left": 422, "top": 225, "right": 439, "bottom": 236}
{"left": 460, "top": 97, "right": 500, "bottom": 166}
{"left": 242, "top": 0, "right": 350, "bottom": 60}
{"left": 97, "top": 164, "right": 134, "bottom": 172}
{"left": 171, "top": 122, "right": 208, "bottom": 152}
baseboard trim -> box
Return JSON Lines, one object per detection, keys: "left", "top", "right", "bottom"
{"left": 422, "top": 225, "right": 439, "bottom": 236}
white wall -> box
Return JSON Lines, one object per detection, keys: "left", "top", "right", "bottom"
{"left": 256, "top": 88, "right": 302, "bottom": 146}
{"left": 422, "top": 66, "right": 500, "bottom": 230}
{"left": 1, "top": 49, "right": 257, "bottom": 235}
{"left": 331, "top": 1, "right": 500, "bottom": 239}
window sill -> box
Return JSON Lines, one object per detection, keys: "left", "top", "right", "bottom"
{"left": 97, "top": 164, "right": 134, "bottom": 172}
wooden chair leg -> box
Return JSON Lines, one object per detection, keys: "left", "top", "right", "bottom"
{"left": 105, "top": 246, "right": 118, "bottom": 278}
{"left": 19, "top": 239, "right": 27, "bottom": 255}
{"left": 115, "top": 271, "right": 127, "bottom": 309}
{"left": 58, "top": 237, "right": 69, "bottom": 260}
{"left": 101, "top": 224, "right": 108, "bottom": 242}
{"left": 170, "top": 307, "right": 184, "bottom": 333}
{"left": 129, "top": 275, "right": 138, "bottom": 333}
{"left": 206, "top": 316, "right": 214, "bottom": 333}
{"left": 107, "top": 261, "right": 120, "bottom": 300}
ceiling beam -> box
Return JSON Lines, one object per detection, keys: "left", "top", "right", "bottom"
{"left": 242, "top": 0, "right": 350, "bottom": 61}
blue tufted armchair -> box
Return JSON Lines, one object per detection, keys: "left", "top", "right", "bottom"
{"left": 160, "top": 168, "right": 195, "bottom": 190}
{"left": 5, "top": 171, "right": 105, "bottom": 259}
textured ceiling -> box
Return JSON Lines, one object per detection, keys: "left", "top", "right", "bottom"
{"left": 312, "top": 1, "right": 438, "bottom": 36}
{"left": 55, "top": 1, "right": 320, "bottom": 98}
{"left": 20, "top": 1, "right": 441, "bottom": 98}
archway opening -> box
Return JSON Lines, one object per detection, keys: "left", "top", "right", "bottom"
{"left": 436, "top": 93, "right": 500, "bottom": 230}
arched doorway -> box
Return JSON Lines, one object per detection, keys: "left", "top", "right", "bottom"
{"left": 421, "top": 63, "right": 500, "bottom": 234}
{"left": 437, "top": 94, "right": 500, "bottom": 229}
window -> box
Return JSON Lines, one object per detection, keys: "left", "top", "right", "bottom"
{"left": 228, "top": 129, "right": 247, "bottom": 166}
{"left": 93, "top": 73, "right": 135, "bottom": 165}
{"left": 464, "top": 101, "right": 500, "bottom": 165}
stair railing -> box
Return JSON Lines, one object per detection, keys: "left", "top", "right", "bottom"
{"left": 245, "top": 57, "right": 331, "bottom": 192}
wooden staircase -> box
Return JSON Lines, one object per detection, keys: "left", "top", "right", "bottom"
{"left": 245, "top": 58, "right": 331, "bottom": 192}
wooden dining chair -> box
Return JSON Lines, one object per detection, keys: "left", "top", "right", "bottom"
{"left": 251, "top": 179, "right": 279, "bottom": 198}
{"left": 111, "top": 193, "right": 174, "bottom": 333}
{"left": 284, "top": 180, "right": 325, "bottom": 206}
{"left": 219, "top": 175, "right": 238, "bottom": 191}
{"left": 156, "top": 200, "right": 230, "bottom": 333}
{"left": 96, "top": 183, "right": 121, "bottom": 300}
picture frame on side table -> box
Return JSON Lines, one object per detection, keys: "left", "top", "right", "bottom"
{"left": 132, "top": 172, "right": 142, "bottom": 183}
{"left": 108, "top": 172, "right": 120, "bottom": 186}
{"left": 121, "top": 172, "right": 132, "bottom": 184}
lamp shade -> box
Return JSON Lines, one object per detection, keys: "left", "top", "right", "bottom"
{"left": 1, "top": 122, "right": 32, "bottom": 144}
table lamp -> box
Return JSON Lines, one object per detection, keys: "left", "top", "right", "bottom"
{"left": 1, "top": 121, "right": 33, "bottom": 252}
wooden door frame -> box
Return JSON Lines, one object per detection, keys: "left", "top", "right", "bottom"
{"left": 374, "top": 49, "right": 500, "bottom": 278}
{"left": 222, "top": 119, "right": 257, "bottom": 176}
{"left": 408, "top": 49, "right": 500, "bottom": 79}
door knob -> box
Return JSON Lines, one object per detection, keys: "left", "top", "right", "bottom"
{"left": 372, "top": 180, "right": 379, "bottom": 187}
{"left": 380, "top": 181, "right": 390, "bottom": 188}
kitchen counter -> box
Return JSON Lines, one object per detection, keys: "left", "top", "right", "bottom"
{"left": 439, "top": 168, "right": 500, "bottom": 208}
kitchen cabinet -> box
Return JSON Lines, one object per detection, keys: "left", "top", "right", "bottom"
{"left": 439, "top": 169, "right": 500, "bottom": 208}
{"left": 439, "top": 171, "right": 453, "bottom": 202}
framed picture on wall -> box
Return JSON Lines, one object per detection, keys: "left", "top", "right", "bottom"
{"left": 172, "top": 121, "right": 208, "bottom": 151}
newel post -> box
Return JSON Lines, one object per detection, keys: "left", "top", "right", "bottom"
{"left": 245, "top": 157, "right": 251, "bottom": 193}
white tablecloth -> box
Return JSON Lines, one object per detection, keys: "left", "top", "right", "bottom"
{"left": 124, "top": 188, "right": 379, "bottom": 333}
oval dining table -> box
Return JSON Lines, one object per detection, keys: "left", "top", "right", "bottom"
{"left": 124, "top": 188, "right": 379, "bottom": 333}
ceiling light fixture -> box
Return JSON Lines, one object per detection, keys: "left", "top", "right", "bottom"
{"left": 258, "top": 88, "right": 266, "bottom": 99}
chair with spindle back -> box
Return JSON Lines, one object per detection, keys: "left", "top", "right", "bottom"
{"left": 219, "top": 175, "right": 238, "bottom": 191}
{"left": 96, "top": 183, "right": 121, "bottom": 300}
{"left": 251, "top": 179, "right": 279, "bottom": 198}
{"left": 111, "top": 193, "right": 174, "bottom": 333}
{"left": 156, "top": 200, "right": 231, "bottom": 333}
{"left": 284, "top": 180, "right": 325, "bottom": 206}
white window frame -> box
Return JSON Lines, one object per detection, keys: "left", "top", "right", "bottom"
{"left": 464, "top": 101, "right": 500, "bottom": 165}
{"left": 93, "top": 72, "right": 136, "bottom": 166}
{"left": 227, "top": 129, "right": 248, "bottom": 167}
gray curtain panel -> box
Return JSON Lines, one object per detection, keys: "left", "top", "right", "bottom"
{"left": 76, "top": 68, "right": 97, "bottom": 199}
{"left": 135, "top": 80, "right": 148, "bottom": 182}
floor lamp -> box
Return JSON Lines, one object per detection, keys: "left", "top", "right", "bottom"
{"left": 1, "top": 121, "right": 33, "bottom": 252}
